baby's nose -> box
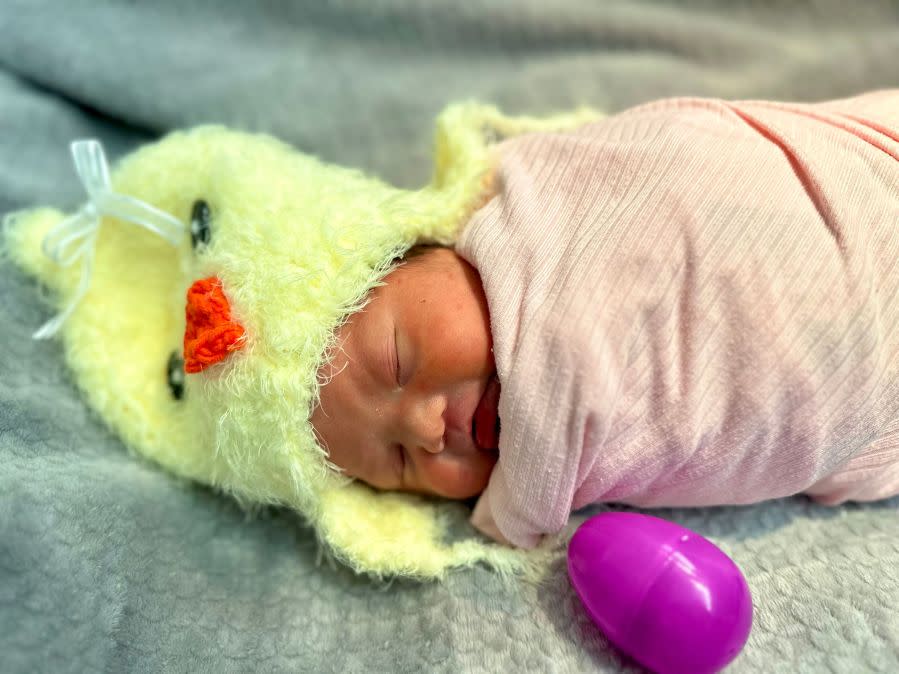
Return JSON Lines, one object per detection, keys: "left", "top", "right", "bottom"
{"left": 401, "top": 394, "right": 447, "bottom": 454}
{"left": 421, "top": 435, "right": 445, "bottom": 454}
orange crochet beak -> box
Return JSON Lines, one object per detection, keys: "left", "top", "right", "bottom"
{"left": 183, "top": 277, "right": 246, "bottom": 374}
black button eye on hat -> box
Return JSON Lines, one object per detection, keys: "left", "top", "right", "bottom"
{"left": 167, "top": 351, "right": 185, "bottom": 400}
{"left": 190, "top": 199, "right": 211, "bottom": 249}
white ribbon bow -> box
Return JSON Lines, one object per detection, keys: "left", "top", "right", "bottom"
{"left": 33, "top": 139, "right": 185, "bottom": 340}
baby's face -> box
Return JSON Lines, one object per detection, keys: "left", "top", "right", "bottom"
{"left": 311, "top": 247, "right": 500, "bottom": 499}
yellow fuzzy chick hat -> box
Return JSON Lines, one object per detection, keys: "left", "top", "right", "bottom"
{"left": 3, "top": 103, "right": 596, "bottom": 580}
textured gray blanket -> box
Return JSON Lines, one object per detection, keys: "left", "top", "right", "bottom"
{"left": 1, "top": 2, "right": 898, "bottom": 672}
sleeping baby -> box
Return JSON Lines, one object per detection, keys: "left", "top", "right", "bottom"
{"left": 8, "top": 87, "right": 899, "bottom": 577}
{"left": 312, "top": 89, "right": 899, "bottom": 548}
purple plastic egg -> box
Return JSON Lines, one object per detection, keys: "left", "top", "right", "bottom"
{"left": 568, "top": 513, "right": 753, "bottom": 674}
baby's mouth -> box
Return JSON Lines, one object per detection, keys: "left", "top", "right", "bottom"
{"left": 472, "top": 374, "right": 501, "bottom": 450}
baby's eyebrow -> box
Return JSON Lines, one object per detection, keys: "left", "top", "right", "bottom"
{"left": 358, "top": 319, "right": 396, "bottom": 391}
{"left": 339, "top": 322, "right": 380, "bottom": 395}
{"left": 379, "top": 330, "right": 397, "bottom": 388}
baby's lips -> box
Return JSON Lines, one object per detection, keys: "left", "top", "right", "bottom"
{"left": 183, "top": 276, "right": 246, "bottom": 374}
{"left": 474, "top": 375, "right": 501, "bottom": 450}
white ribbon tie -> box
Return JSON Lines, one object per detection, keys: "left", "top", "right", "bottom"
{"left": 33, "top": 139, "right": 185, "bottom": 339}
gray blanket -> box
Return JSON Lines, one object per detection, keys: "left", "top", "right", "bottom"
{"left": 1, "top": 2, "right": 898, "bottom": 672}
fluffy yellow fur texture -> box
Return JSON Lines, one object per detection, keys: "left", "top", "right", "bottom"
{"left": 3, "top": 102, "right": 599, "bottom": 580}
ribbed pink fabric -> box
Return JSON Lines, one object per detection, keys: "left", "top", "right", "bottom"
{"left": 456, "top": 91, "right": 899, "bottom": 548}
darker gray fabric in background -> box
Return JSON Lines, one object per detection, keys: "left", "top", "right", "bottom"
{"left": 1, "top": 1, "right": 897, "bottom": 672}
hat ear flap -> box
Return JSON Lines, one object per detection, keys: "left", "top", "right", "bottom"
{"left": 422, "top": 102, "right": 604, "bottom": 243}
{"left": 3, "top": 208, "right": 78, "bottom": 296}
{"left": 431, "top": 101, "right": 603, "bottom": 188}
{"left": 430, "top": 102, "right": 500, "bottom": 192}
{"left": 314, "top": 482, "right": 544, "bottom": 580}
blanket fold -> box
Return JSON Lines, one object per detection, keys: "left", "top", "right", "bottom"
{"left": 458, "top": 91, "right": 899, "bottom": 547}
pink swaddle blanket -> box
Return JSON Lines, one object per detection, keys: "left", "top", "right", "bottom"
{"left": 456, "top": 91, "right": 899, "bottom": 548}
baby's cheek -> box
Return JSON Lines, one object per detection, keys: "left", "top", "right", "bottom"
{"left": 422, "top": 452, "right": 496, "bottom": 500}
{"left": 432, "top": 310, "right": 491, "bottom": 373}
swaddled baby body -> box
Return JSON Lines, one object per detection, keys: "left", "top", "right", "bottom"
{"left": 312, "top": 90, "right": 899, "bottom": 547}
